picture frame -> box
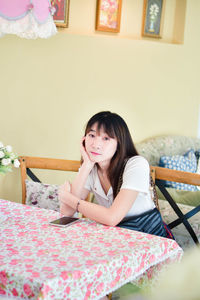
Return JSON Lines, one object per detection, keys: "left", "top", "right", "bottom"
{"left": 50, "top": 0, "right": 70, "bottom": 28}
{"left": 96, "top": 0, "right": 122, "bottom": 33}
{"left": 142, "top": 0, "right": 163, "bottom": 38}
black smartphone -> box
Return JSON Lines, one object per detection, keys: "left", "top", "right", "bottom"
{"left": 49, "top": 216, "right": 80, "bottom": 227}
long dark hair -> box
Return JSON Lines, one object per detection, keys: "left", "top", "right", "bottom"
{"left": 84, "top": 111, "right": 138, "bottom": 198}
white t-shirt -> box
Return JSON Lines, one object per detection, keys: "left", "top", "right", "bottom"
{"left": 84, "top": 156, "right": 155, "bottom": 217}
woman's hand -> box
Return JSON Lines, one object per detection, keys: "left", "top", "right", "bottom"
{"left": 80, "top": 137, "right": 95, "bottom": 169}
{"left": 58, "top": 181, "right": 75, "bottom": 216}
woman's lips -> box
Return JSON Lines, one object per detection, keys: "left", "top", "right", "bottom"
{"left": 90, "top": 152, "right": 101, "bottom": 156}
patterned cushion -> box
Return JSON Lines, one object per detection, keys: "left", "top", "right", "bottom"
{"left": 136, "top": 135, "right": 200, "bottom": 166}
{"left": 159, "top": 149, "right": 198, "bottom": 191}
{"left": 25, "top": 180, "right": 60, "bottom": 211}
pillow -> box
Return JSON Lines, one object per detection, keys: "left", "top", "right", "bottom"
{"left": 159, "top": 149, "right": 198, "bottom": 191}
{"left": 25, "top": 180, "right": 60, "bottom": 211}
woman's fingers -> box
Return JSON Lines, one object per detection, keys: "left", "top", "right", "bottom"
{"left": 80, "top": 137, "right": 95, "bottom": 171}
{"left": 80, "top": 137, "right": 93, "bottom": 161}
{"left": 80, "top": 137, "right": 87, "bottom": 156}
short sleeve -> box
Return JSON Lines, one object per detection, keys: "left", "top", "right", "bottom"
{"left": 120, "top": 156, "right": 150, "bottom": 193}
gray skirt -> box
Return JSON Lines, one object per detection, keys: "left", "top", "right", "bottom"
{"left": 117, "top": 208, "right": 167, "bottom": 238}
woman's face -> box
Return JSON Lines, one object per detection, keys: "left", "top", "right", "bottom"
{"left": 85, "top": 123, "right": 117, "bottom": 165}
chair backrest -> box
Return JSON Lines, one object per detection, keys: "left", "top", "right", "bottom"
{"left": 19, "top": 156, "right": 81, "bottom": 205}
{"left": 150, "top": 166, "right": 200, "bottom": 186}
{"left": 150, "top": 165, "right": 200, "bottom": 210}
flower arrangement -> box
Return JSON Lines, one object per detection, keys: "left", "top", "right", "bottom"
{"left": 149, "top": 3, "right": 159, "bottom": 31}
{"left": 149, "top": 3, "right": 159, "bottom": 20}
{"left": 0, "top": 141, "right": 20, "bottom": 175}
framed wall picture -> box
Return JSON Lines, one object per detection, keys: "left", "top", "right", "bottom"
{"left": 96, "top": 0, "right": 122, "bottom": 33}
{"left": 50, "top": 0, "right": 70, "bottom": 28}
{"left": 142, "top": 0, "right": 163, "bottom": 38}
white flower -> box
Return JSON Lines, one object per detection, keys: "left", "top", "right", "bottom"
{"left": 14, "top": 159, "right": 20, "bottom": 168}
{"left": 50, "top": 6, "right": 56, "bottom": 16}
{"left": 149, "top": 4, "right": 159, "bottom": 18}
{"left": 10, "top": 153, "right": 15, "bottom": 160}
{"left": 100, "top": 14, "right": 108, "bottom": 26}
{"left": 0, "top": 151, "right": 5, "bottom": 158}
{"left": 6, "top": 145, "right": 12, "bottom": 153}
{"left": 1, "top": 158, "right": 11, "bottom": 166}
{"left": 101, "top": 1, "right": 110, "bottom": 11}
{"left": 0, "top": 142, "right": 19, "bottom": 175}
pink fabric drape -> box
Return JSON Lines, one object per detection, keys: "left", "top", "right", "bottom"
{"left": 0, "top": 0, "right": 57, "bottom": 39}
{"left": 0, "top": 0, "right": 51, "bottom": 23}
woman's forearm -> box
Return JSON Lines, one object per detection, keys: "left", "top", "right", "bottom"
{"left": 62, "top": 189, "right": 138, "bottom": 226}
{"left": 79, "top": 200, "right": 114, "bottom": 225}
{"left": 71, "top": 162, "right": 93, "bottom": 199}
{"left": 63, "top": 192, "right": 116, "bottom": 226}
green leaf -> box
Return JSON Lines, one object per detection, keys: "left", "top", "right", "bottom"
{"left": 0, "top": 165, "right": 12, "bottom": 175}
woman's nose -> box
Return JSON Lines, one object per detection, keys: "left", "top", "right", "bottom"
{"left": 92, "top": 137, "right": 101, "bottom": 149}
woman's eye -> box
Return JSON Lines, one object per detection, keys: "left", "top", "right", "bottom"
{"left": 103, "top": 137, "right": 109, "bottom": 141}
{"left": 89, "top": 134, "right": 95, "bottom": 138}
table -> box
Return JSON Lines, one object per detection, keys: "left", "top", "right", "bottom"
{"left": 0, "top": 199, "right": 183, "bottom": 300}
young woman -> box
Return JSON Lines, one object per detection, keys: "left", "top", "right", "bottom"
{"left": 59, "top": 111, "right": 166, "bottom": 238}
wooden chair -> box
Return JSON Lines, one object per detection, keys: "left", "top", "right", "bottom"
{"left": 150, "top": 166, "right": 200, "bottom": 245}
{"left": 19, "top": 156, "right": 81, "bottom": 205}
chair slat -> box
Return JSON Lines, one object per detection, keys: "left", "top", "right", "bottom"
{"left": 150, "top": 166, "right": 200, "bottom": 186}
{"left": 20, "top": 156, "right": 81, "bottom": 172}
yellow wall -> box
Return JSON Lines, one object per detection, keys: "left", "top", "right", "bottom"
{"left": 0, "top": 0, "right": 200, "bottom": 202}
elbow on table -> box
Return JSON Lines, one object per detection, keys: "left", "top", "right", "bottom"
{"left": 60, "top": 207, "right": 67, "bottom": 216}
{"left": 105, "top": 213, "right": 122, "bottom": 227}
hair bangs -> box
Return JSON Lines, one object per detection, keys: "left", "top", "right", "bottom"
{"left": 96, "top": 120, "right": 116, "bottom": 139}
{"left": 85, "top": 117, "right": 116, "bottom": 139}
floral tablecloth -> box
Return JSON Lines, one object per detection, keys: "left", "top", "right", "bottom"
{"left": 0, "top": 199, "right": 183, "bottom": 300}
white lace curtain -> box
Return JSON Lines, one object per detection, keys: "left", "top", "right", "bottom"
{"left": 0, "top": 0, "right": 57, "bottom": 39}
